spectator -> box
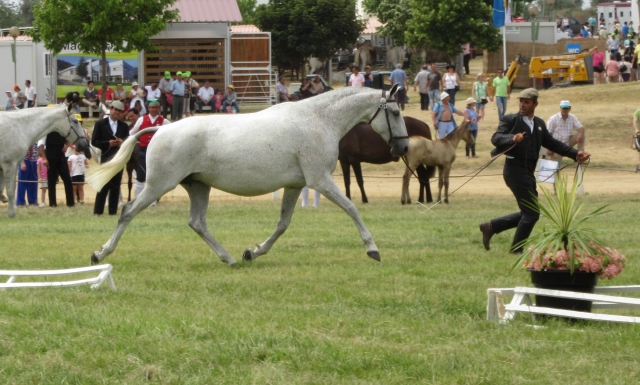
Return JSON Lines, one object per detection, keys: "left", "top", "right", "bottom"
{"left": 145, "top": 82, "right": 161, "bottom": 110}
{"left": 130, "top": 89, "right": 146, "bottom": 115}
{"left": 463, "top": 98, "right": 478, "bottom": 158}
{"left": 621, "top": 55, "right": 633, "bottom": 82}
{"left": 546, "top": 100, "right": 586, "bottom": 189}
{"left": 580, "top": 24, "right": 590, "bottom": 38}
{"left": 432, "top": 92, "right": 464, "bottom": 139}
{"left": 97, "top": 85, "right": 115, "bottom": 118}
{"left": 389, "top": 64, "right": 408, "bottom": 110}
{"left": 214, "top": 89, "right": 224, "bottom": 112}
{"left": 197, "top": 80, "right": 215, "bottom": 112}
{"left": 159, "top": 71, "right": 173, "bottom": 119}
{"left": 169, "top": 72, "right": 185, "bottom": 121}
{"left": 607, "top": 33, "right": 621, "bottom": 58}
{"left": 277, "top": 76, "right": 296, "bottom": 102}
{"left": 129, "top": 99, "right": 170, "bottom": 203}
{"left": 348, "top": 66, "right": 365, "bottom": 87}
{"left": 16, "top": 143, "right": 39, "bottom": 206}
{"left": 301, "top": 186, "right": 321, "bottom": 208}
{"left": 37, "top": 154, "right": 47, "bottom": 207}
{"left": 5, "top": 90, "right": 15, "bottom": 111}
{"left": 441, "top": 64, "right": 460, "bottom": 106}
{"left": 67, "top": 146, "right": 89, "bottom": 205}
{"left": 462, "top": 43, "right": 471, "bottom": 75}
{"left": 622, "top": 22, "right": 629, "bottom": 40}
{"left": 588, "top": 14, "right": 597, "bottom": 36}
{"left": 427, "top": 63, "right": 442, "bottom": 110}
{"left": 114, "top": 84, "right": 127, "bottom": 106}
{"left": 24, "top": 80, "right": 36, "bottom": 107}
{"left": 490, "top": 68, "right": 511, "bottom": 120}
{"left": 13, "top": 85, "right": 25, "bottom": 109}
{"left": 363, "top": 65, "right": 374, "bottom": 87}
{"left": 471, "top": 73, "right": 488, "bottom": 122}
{"left": 299, "top": 78, "right": 312, "bottom": 99}
{"left": 590, "top": 46, "right": 605, "bottom": 84}
{"left": 633, "top": 108, "right": 640, "bottom": 172}
{"left": 83, "top": 80, "right": 99, "bottom": 118}
{"left": 129, "top": 82, "right": 140, "bottom": 104}
{"left": 91, "top": 101, "right": 129, "bottom": 216}
{"left": 183, "top": 71, "right": 199, "bottom": 118}
{"left": 126, "top": 108, "right": 140, "bottom": 129}
{"left": 605, "top": 53, "right": 620, "bottom": 83}
{"left": 414, "top": 64, "right": 431, "bottom": 111}
{"left": 222, "top": 84, "right": 240, "bottom": 113}
{"left": 630, "top": 39, "right": 640, "bottom": 80}
{"left": 309, "top": 75, "right": 325, "bottom": 96}
{"left": 598, "top": 25, "right": 608, "bottom": 40}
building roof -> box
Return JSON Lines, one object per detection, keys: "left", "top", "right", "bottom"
{"left": 0, "top": 35, "right": 32, "bottom": 42}
{"left": 363, "top": 16, "right": 384, "bottom": 35}
{"left": 230, "top": 24, "right": 261, "bottom": 32}
{"left": 171, "top": 0, "right": 243, "bottom": 23}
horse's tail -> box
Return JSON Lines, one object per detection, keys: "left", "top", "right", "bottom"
{"left": 87, "top": 128, "right": 159, "bottom": 191}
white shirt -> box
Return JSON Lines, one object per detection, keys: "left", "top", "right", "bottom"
{"left": 145, "top": 86, "right": 161, "bottom": 100}
{"left": 197, "top": 86, "right": 215, "bottom": 101}
{"left": 129, "top": 114, "right": 171, "bottom": 135}
{"left": 522, "top": 116, "right": 535, "bottom": 134}
{"left": 130, "top": 96, "right": 146, "bottom": 115}
{"left": 109, "top": 117, "right": 118, "bottom": 135}
{"left": 25, "top": 86, "right": 36, "bottom": 102}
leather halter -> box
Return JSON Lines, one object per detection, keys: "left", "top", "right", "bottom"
{"left": 63, "top": 108, "right": 87, "bottom": 146}
{"left": 367, "top": 88, "right": 409, "bottom": 145}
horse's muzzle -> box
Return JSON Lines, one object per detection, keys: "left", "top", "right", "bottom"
{"left": 390, "top": 138, "right": 409, "bottom": 157}
{"left": 75, "top": 138, "right": 90, "bottom": 153}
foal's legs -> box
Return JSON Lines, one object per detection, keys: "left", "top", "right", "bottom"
{"left": 401, "top": 166, "right": 412, "bottom": 205}
{"left": 310, "top": 177, "right": 380, "bottom": 261}
{"left": 183, "top": 181, "right": 237, "bottom": 265}
{"left": 243, "top": 186, "right": 302, "bottom": 261}
{"left": 1, "top": 162, "right": 18, "bottom": 217}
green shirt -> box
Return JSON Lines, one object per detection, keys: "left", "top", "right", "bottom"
{"left": 634, "top": 109, "right": 640, "bottom": 120}
{"left": 492, "top": 76, "right": 510, "bottom": 97}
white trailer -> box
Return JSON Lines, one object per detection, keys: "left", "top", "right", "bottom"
{"left": 597, "top": 2, "right": 633, "bottom": 33}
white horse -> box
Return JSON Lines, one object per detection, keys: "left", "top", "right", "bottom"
{"left": 0, "top": 106, "right": 88, "bottom": 217}
{"left": 355, "top": 41, "right": 375, "bottom": 71}
{"left": 88, "top": 85, "right": 409, "bottom": 266}
{"left": 387, "top": 46, "right": 406, "bottom": 69}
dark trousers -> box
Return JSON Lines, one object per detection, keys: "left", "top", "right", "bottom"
{"left": 94, "top": 170, "right": 123, "bottom": 215}
{"left": 171, "top": 95, "right": 184, "bottom": 121}
{"left": 16, "top": 160, "right": 38, "bottom": 205}
{"left": 46, "top": 147, "right": 74, "bottom": 207}
{"left": 160, "top": 93, "right": 171, "bottom": 119}
{"left": 197, "top": 99, "right": 215, "bottom": 112}
{"left": 465, "top": 130, "right": 478, "bottom": 157}
{"left": 419, "top": 92, "right": 429, "bottom": 110}
{"left": 463, "top": 54, "right": 471, "bottom": 74}
{"left": 137, "top": 147, "right": 148, "bottom": 182}
{"left": 490, "top": 160, "right": 540, "bottom": 252}
{"left": 394, "top": 88, "right": 407, "bottom": 111}
{"left": 445, "top": 88, "right": 457, "bottom": 106}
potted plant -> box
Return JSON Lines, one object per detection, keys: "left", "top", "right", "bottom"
{"left": 512, "top": 175, "right": 626, "bottom": 313}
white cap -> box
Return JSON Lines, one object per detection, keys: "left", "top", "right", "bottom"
{"left": 440, "top": 91, "right": 450, "bottom": 100}
{"left": 560, "top": 100, "right": 571, "bottom": 108}
{"left": 132, "top": 82, "right": 139, "bottom": 87}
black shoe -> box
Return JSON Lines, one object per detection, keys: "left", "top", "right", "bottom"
{"left": 479, "top": 222, "right": 493, "bottom": 251}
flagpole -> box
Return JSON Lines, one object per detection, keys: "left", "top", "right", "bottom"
{"left": 503, "top": 26, "right": 507, "bottom": 69}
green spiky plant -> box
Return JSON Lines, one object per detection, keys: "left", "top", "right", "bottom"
{"left": 512, "top": 174, "right": 625, "bottom": 278}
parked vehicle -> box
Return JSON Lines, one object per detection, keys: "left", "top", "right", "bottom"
{"left": 557, "top": 16, "right": 583, "bottom": 37}
{"left": 292, "top": 75, "right": 334, "bottom": 98}
{"left": 344, "top": 71, "right": 393, "bottom": 90}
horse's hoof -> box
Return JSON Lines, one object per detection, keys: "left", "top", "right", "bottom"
{"left": 91, "top": 253, "right": 100, "bottom": 265}
{"left": 242, "top": 249, "right": 254, "bottom": 261}
{"left": 367, "top": 251, "right": 381, "bottom": 262}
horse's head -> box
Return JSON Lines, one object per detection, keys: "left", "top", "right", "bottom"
{"left": 63, "top": 105, "right": 89, "bottom": 153}
{"left": 368, "top": 84, "right": 409, "bottom": 157}
{"left": 460, "top": 120, "right": 476, "bottom": 145}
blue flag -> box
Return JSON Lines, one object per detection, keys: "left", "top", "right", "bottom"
{"left": 493, "top": 0, "right": 505, "bottom": 28}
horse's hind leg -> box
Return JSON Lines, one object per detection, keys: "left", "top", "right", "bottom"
{"left": 352, "top": 161, "right": 368, "bottom": 203}
{"left": 183, "top": 181, "right": 237, "bottom": 265}
{"left": 0, "top": 168, "right": 7, "bottom": 203}
{"left": 312, "top": 178, "right": 380, "bottom": 261}
{"left": 2, "top": 163, "right": 18, "bottom": 217}
{"left": 243, "top": 186, "right": 302, "bottom": 261}
{"left": 416, "top": 165, "right": 428, "bottom": 203}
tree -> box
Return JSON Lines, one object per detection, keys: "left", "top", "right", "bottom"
{"left": 20, "top": 0, "right": 40, "bottom": 26}
{"left": 0, "top": 0, "right": 23, "bottom": 28}
{"left": 255, "top": 0, "right": 364, "bottom": 72}
{"left": 236, "top": 0, "right": 258, "bottom": 25}
{"left": 29, "top": 0, "right": 179, "bottom": 95}
{"left": 75, "top": 56, "right": 88, "bottom": 80}
{"left": 362, "top": 0, "right": 411, "bottom": 45}
{"left": 405, "top": 0, "right": 501, "bottom": 60}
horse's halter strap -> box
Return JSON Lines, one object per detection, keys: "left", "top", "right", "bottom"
{"left": 64, "top": 110, "right": 86, "bottom": 146}
{"left": 367, "top": 89, "right": 409, "bottom": 144}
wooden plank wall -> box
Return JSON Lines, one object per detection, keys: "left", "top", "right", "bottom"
{"left": 144, "top": 38, "right": 226, "bottom": 91}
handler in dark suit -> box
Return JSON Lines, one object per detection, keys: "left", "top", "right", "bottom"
{"left": 91, "top": 101, "right": 129, "bottom": 216}
{"left": 479, "top": 88, "right": 590, "bottom": 253}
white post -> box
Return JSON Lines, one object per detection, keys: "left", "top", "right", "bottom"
{"left": 502, "top": 26, "right": 507, "bottom": 70}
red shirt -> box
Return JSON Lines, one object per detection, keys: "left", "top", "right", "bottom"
{"left": 98, "top": 88, "right": 114, "bottom": 101}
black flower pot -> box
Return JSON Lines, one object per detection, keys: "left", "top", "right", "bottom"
{"left": 529, "top": 269, "right": 599, "bottom": 313}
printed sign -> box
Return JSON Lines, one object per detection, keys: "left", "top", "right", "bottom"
{"left": 566, "top": 44, "right": 581, "bottom": 54}
{"left": 505, "top": 26, "right": 520, "bottom": 34}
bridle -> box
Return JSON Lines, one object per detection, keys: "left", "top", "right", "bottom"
{"left": 64, "top": 108, "right": 87, "bottom": 146}
{"left": 367, "top": 88, "right": 409, "bottom": 145}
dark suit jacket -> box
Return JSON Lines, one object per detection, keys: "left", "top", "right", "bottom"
{"left": 91, "top": 117, "right": 129, "bottom": 163}
{"left": 491, "top": 113, "right": 578, "bottom": 166}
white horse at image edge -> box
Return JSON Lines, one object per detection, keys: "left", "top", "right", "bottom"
{"left": 87, "top": 85, "right": 409, "bottom": 266}
{"left": 0, "top": 106, "right": 88, "bottom": 217}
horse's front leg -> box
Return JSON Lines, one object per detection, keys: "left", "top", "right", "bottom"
{"left": 443, "top": 164, "right": 452, "bottom": 204}
{"left": 312, "top": 177, "right": 380, "bottom": 261}
{"left": 243, "top": 186, "right": 302, "bottom": 261}
{"left": 2, "top": 163, "right": 18, "bottom": 217}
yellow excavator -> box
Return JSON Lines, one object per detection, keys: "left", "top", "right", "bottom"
{"left": 528, "top": 51, "right": 592, "bottom": 84}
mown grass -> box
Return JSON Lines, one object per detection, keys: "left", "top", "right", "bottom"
{"left": 1, "top": 194, "right": 639, "bottom": 384}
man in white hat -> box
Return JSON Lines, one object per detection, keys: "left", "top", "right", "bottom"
{"left": 545, "top": 100, "right": 585, "bottom": 164}
{"left": 432, "top": 91, "right": 464, "bottom": 139}
{"left": 480, "top": 89, "right": 590, "bottom": 253}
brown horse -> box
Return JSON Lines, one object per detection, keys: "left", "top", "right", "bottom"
{"left": 401, "top": 121, "right": 474, "bottom": 205}
{"left": 339, "top": 116, "right": 435, "bottom": 203}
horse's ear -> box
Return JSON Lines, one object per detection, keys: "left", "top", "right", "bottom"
{"left": 388, "top": 84, "right": 399, "bottom": 100}
{"left": 66, "top": 103, "right": 74, "bottom": 113}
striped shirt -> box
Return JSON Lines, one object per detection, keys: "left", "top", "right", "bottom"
{"left": 546, "top": 112, "right": 583, "bottom": 144}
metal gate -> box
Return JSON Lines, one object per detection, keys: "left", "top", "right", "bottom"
{"left": 229, "top": 32, "right": 276, "bottom": 105}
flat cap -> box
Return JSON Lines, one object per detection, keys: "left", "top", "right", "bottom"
{"left": 517, "top": 88, "right": 538, "bottom": 100}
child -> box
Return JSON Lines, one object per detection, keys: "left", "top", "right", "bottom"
{"left": 67, "top": 146, "right": 89, "bottom": 204}
{"left": 36, "top": 155, "right": 48, "bottom": 207}
{"left": 213, "top": 89, "right": 223, "bottom": 112}
{"left": 5, "top": 90, "right": 15, "bottom": 111}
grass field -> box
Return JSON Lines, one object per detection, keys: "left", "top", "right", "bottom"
{"left": 1, "top": 195, "right": 640, "bottom": 384}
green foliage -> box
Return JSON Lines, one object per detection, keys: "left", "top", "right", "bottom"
{"left": 255, "top": 0, "right": 364, "bottom": 64}
{"left": 19, "top": 0, "right": 40, "bottom": 26}
{"left": 362, "top": 0, "right": 411, "bottom": 45}
{"left": 406, "top": 0, "right": 501, "bottom": 60}
{"left": 236, "top": 0, "right": 258, "bottom": 25}
{"left": 75, "top": 56, "right": 88, "bottom": 79}
{"left": 0, "top": 0, "right": 23, "bottom": 28}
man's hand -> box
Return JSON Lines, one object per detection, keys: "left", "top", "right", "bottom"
{"left": 42, "top": 159, "right": 49, "bottom": 168}
{"left": 546, "top": 150, "right": 554, "bottom": 157}
{"left": 512, "top": 132, "right": 525, "bottom": 143}
{"left": 21, "top": 162, "right": 26, "bottom": 172}
{"left": 507, "top": 94, "right": 511, "bottom": 100}
{"left": 576, "top": 150, "right": 590, "bottom": 163}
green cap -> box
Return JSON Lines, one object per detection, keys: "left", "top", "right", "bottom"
{"left": 148, "top": 99, "right": 160, "bottom": 106}
{"left": 185, "top": 71, "right": 191, "bottom": 77}
{"left": 176, "top": 71, "right": 183, "bottom": 76}
{"left": 164, "top": 71, "right": 171, "bottom": 79}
